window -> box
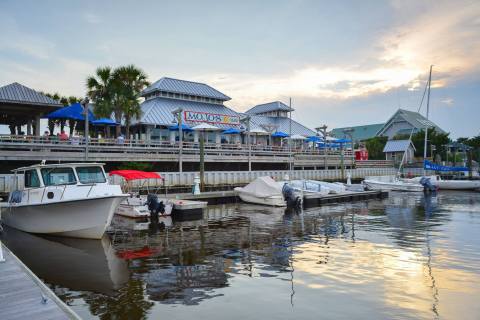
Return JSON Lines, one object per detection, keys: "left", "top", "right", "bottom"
{"left": 24, "top": 170, "right": 41, "bottom": 188}
{"left": 41, "top": 167, "right": 77, "bottom": 186}
{"left": 76, "top": 166, "right": 106, "bottom": 184}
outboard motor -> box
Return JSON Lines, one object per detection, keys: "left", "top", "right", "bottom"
{"left": 282, "top": 184, "right": 302, "bottom": 208}
{"left": 146, "top": 194, "right": 166, "bottom": 221}
{"left": 419, "top": 177, "right": 437, "bottom": 193}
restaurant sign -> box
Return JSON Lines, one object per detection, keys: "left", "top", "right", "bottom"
{"left": 183, "top": 110, "right": 240, "bottom": 125}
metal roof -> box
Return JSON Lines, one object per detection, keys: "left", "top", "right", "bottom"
{"left": 248, "top": 115, "right": 316, "bottom": 137}
{"left": 134, "top": 97, "right": 240, "bottom": 129}
{"left": 245, "top": 101, "right": 294, "bottom": 115}
{"left": 141, "top": 77, "right": 231, "bottom": 101}
{"left": 0, "top": 82, "right": 63, "bottom": 106}
{"left": 377, "top": 108, "right": 445, "bottom": 136}
{"left": 383, "top": 140, "right": 415, "bottom": 153}
{"left": 331, "top": 123, "right": 384, "bottom": 141}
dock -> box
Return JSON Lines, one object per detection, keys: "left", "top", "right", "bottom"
{"left": 0, "top": 242, "right": 80, "bottom": 320}
{"left": 167, "top": 189, "right": 388, "bottom": 208}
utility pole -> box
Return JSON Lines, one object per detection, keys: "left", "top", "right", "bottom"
{"left": 343, "top": 128, "right": 354, "bottom": 178}
{"left": 241, "top": 115, "right": 251, "bottom": 171}
{"left": 81, "top": 97, "right": 90, "bottom": 161}
{"left": 199, "top": 130, "right": 205, "bottom": 191}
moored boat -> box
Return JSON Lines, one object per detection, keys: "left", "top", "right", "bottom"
{"left": 234, "top": 176, "right": 286, "bottom": 207}
{"left": 1, "top": 162, "right": 128, "bottom": 239}
{"left": 363, "top": 176, "right": 424, "bottom": 192}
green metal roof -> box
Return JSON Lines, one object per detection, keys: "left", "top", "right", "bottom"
{"left": 331, "top": 123, "right": 384, "bottom": 141}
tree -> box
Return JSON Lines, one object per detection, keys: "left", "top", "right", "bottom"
{"left": 86, "top": 66, "right": 120, "bottom": 136}
{"left": 364, "top": 136, "right": 388, "bottom": 160}
{"left": 112, "top": 65, "right": 149, "bottom": 138}
{"left": 43, "top": 92, "right": 81, "bottom": 135}
{"left": 411, "top": 129, "right": 450, "bottom": 160}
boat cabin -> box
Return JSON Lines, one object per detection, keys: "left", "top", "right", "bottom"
{"left": 9, "top": 163, "right": 114, "bottom": 205}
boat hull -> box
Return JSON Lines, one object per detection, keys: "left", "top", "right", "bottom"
{"left": 433, "top": 180, "right": 480, "bottom": 190}
{"left": 236, "top": 191, "right": 286, "bottom": 207}
{"left": 1, "top": 196, "right": 125, "bottom": 239}
{"left": 115, "top": 202, "right": 173, "bottom": 218}
{"left": 363, "top": 180, "right": 423, "bottom": 192}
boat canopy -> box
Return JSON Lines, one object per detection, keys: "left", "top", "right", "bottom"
{"left": 424, "top": 160, "right": 468, "bottom": 172}
{"left": 240, "top": 176, "right": 282, "bottom": 198}
{"left": 109, "top": 170, "right": 162, "bottom": 180}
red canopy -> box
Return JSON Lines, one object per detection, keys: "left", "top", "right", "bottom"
{"left": 109, "top": 170, "right": 162, "bottom": 181}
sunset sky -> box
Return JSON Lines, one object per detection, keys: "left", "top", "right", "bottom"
{"left": 1, "top": 0, "right": 479, "bottom": 138}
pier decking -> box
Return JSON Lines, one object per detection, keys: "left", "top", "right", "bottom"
{"left": 0, "top": 242, "right": 79, "bottom": 320}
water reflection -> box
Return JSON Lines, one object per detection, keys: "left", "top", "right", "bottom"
{"left": 2, "top": 191, "right": 480, "bottom": 320}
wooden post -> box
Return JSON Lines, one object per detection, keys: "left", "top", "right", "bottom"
{"left": 199, "top": 131, "right": 205, "bottom": 191}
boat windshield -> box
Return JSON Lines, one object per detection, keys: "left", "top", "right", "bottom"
{"left": 41, "top": 167, "right": 77, "bottom": 186}
{"left": 76, "top": 166, "right": 106, "bottom": 184}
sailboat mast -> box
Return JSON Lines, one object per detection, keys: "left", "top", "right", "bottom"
{"left": 423, "top": 65, "right": 433, "bottom": 174}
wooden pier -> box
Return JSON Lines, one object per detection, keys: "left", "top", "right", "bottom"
{"left": 0, "top": 242, "right": 80, "bottom": 320}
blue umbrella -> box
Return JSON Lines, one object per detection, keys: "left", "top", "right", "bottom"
{"left": 45, "top": 102, "right": 95, "bottom": 121}
{"left": 222, "top": 128, "right": 241, "bottom": 134}
{"left": 169, "top": 124, "right": 193, "bottom": 131}
{"left": 92, "top": 118, "right": 118, "bottom": 126}
{"left": 271, "top": 131, "right": 289, "bottom": 138}
{"left": 333, "top": 138, "right": 352, "bottom": 143}
{"left": 306, "top": 136, "right": 321, "bottom": 142}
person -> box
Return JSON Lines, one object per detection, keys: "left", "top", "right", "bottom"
{"left": 42, "top": 130, "right": 50, "bottom": 142}
{"left": 59, "top": 130, "right": 69, "bottom": 141}
{"left": 117, "top": 134, "right": 125, "bottom": 145}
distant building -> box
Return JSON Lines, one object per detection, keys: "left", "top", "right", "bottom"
{"left": 376, "top": 108, "right": 445, "bottom": 139}
{"left": 331, "top": 123, "right": 384, "bottom": 143}
{"left": 383, "top": 139, "right": 416, "bottom": 165}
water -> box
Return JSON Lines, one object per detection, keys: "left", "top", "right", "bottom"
{"left": 2, "top": 191, "right": 480, "bottom": 320}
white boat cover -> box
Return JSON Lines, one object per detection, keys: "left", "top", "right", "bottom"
{"left": 238, "top": 176, "right": 283, "bottom": 198}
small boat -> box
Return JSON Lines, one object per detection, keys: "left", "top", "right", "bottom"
{"left": 363, "top": 175, "right": 423, "bottom": 192}
{"left": 234, "top": 176, "right": 286, "bottom": 207}
{"left": 1, "top": 162, "right": 128, "bottom": 239}
{"left": 109, "top": 170, "right": 173, "bottom": 218}
{"left": 283, "top": 180, "right": 331, "bottom": 196}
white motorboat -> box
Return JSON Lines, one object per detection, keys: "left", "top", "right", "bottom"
{"left": 403, "top": 175, "right": 480, "bottom": 190}
{"left": 234, "top": 176, "right": 286, "bottom": 207}
{"left": 363, "top": 175, "right": 423, "bottom": 192}
{"left": 109, "top": 170, "right": 173, "bottom": 218}
{"left": 283, "top": 180, "right": 331, "bottom": 196}
{"left": 1, "top": 162, "right": 128, "bottom": 239}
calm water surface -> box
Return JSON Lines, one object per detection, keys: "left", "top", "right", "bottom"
{"left": 2, "top": 191, "right": 480, "bottom": 319}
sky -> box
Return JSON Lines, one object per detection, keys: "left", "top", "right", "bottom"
{"left": 1, "top": 0, "right": 479, "bottom": 138}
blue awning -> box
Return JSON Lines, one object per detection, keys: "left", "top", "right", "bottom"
{"left": 222, "top": 128, "right": 241, "bottom": 134}
{"left": 92, "top": 118, "right": 118, "bottom": 126}
{"left": 169, "top": 124, "right": 193, "bottom": 131}
{"left": 333, "top": 138, "right": 352, "bottom": 143}
{"left": 271, "top": 131, "right": 289, "bottom": 138}
{"left": 45, "top": 102, "right": 95, "bottom": 121}
{"left": 306, "top": 136, "right": 321, "bottom": 142}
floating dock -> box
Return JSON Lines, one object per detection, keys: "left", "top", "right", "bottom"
{"left": 168, "top": 190, "right": 388, "bottom": 207}
{"left": 0, "top": 242, "right": 80, "bottom": 320}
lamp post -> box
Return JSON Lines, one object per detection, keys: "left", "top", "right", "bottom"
{"left": 81, "top": 97, "right": 90, "bottom": 161}
{"left": 171, "top": 108, "right": 183, "bottom": 172}
{"left": 316, "top": 125, "right": 328, "bottom": 170}
{"left": 240, "top": 115, "right": 251, "bottom": 171}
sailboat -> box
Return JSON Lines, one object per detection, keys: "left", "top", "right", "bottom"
{"left": 401, "top": 66, "right": 480, "bottom": 190}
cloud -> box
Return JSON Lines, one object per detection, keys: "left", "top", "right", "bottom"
{"left": 196, "top": 0, "right": 480, "bottom": 109}
{"left": 440, "top": 98, "right": 454, "bottom": 106}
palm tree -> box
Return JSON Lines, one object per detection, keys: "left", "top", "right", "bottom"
{"left": 112, "top": 65, "right": 149, "bottom": 138}
{"left": 86, "top": 67, "right": 121, "bottom": 136}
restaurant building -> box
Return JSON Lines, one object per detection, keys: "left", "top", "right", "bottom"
{"left": 133, "top": 77, "right": 316, "bottom": 144}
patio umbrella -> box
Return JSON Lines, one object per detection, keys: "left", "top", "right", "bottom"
{"left": 169, "top": 123, "right": 193, "bottom": 131}
{"left": 92, "top": 118, "right": 118, "bottom": 126}
{"left": 222, "top": 128, "right": 241, "bottom": 134}
{"left": 192, "top": 123, "right": 220, "bottom": 130}
{"left": 249, "top": 128, "right": 268, "bottom": 134}
{"left": 45, "top": 102, "right": 95, "bottom": 121}
{"left": 271, "top": 131, "right": 289, "bottom": 138}
{"left": 289, "top": 134, "right": 307, "bottom": 140}
{"left": 306, "top": 136, "right": 321, "bottom": 142}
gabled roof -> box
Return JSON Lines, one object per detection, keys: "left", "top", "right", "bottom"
{"left": 0, "top": 82, "right": 62, "bottom": 107}
{"left": 141, "top": 77, "right": 231, "bottom": 101}
{"left": 377, "top": 108, "right": 445, "bottom": 136}
{"left": 248, "top": 114, "right": 316, "bottom": 137}
{"left": 133, "top": 97, "right": 240, "bottom": 129}
{"left": 331, "top": 123, "right": 384, "bottom": 141}
{"left": 383, "top": 140, "right": 416, "bottom": 153}
{"left": 245, "top": 101, "right": 294, "bottom": 115}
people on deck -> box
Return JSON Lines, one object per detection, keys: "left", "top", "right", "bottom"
{"left": 59, "top": 130, "right": 69, "bottom": 141}
{"left": 117, "top": 134, "right": 125, "bottom": 144}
